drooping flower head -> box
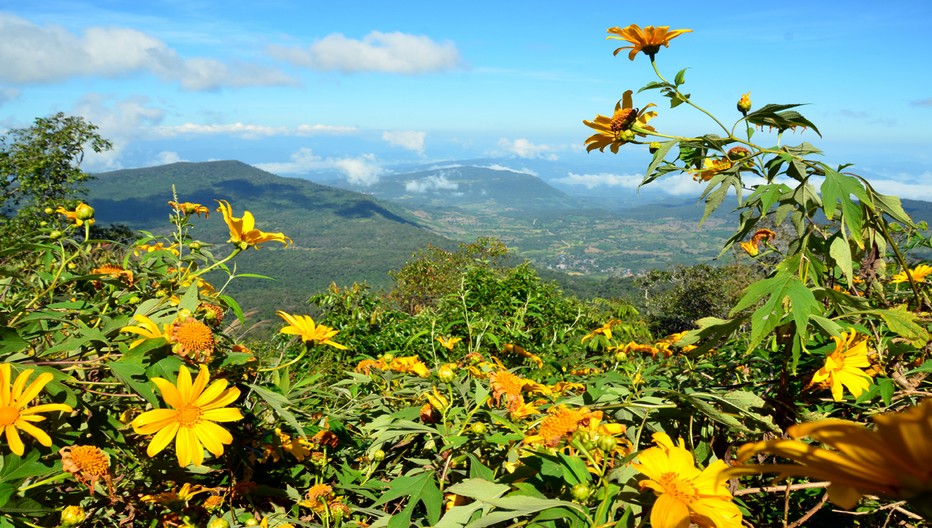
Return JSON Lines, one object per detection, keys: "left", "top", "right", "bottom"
{"left": 607, "top": 24, "right": 692, "bottom": 61}
{"left": 584, "top": 91, "right": 657, "bottom": 153}
{"left": 216, "top": 200, "right": 292, "bottom": 250}
{"left": 808, "top": 329, "right": 875, "bottom": 401}
{"left": 56, "top": 203, "right": 95, "bottom": 227}
{"left": 633, "top": 432, "right": 743, "bottom": 528}
{"left": 724, "top": 399, "right": 932, "bottom": 513}
{"left": 131, "top": 364, "right": 243, "bottom": 467}
{"left": 0, "top": 364, "right": 73, "bottom": 456}
{"left": 277, "top": 311, "right": 347, "bottom": 350}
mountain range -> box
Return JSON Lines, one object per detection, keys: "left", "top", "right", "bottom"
{"left": 84, "top": 159, "right": 932, "bottom": 329}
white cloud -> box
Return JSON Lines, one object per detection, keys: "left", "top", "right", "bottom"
{"left": 153, "top": 151, "right": 185, "bottom": 165}
{"left": 496, "top": 138, "right": 559, "bottom": 160}
{"left": 71, "top": 94, "right": 166, "bottom": 171}
{"left": 0, "top": 14, "right": 295, "bottom": 90}
{"left": 555, "top": 172, "right": 643, "bottom": 190}
{"left": 267, "top": 31, "right": 461, "bottom": 74}
{"left": 254, "top": 148, "right": 383, "bottom": 186}
{"left": 334, "top": 154, "right": 383, "bottom": 186}
{"left": 382, "top": 130, "right": 426, "bottom": 154}
{"left": 405, "top": 174, "right": 459, "bottom": 193}
{"left": 482, "top": 164, "right": 538, "bottom": 176}
{"left": 869, "top": 173, "right": 932, "bottom": 201}
{"left": 156, "top": 122, "right": 356, "bottom": 139}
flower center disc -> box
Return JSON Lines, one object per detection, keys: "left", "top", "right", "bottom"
{"left": 176, "top": 406, "right": 202, "bottom": 427}
{"left": 659, "top": 472, "right": 699, "bottom": 504}
{"left": 0, "top": 406, "right": 20, "bottom": 426}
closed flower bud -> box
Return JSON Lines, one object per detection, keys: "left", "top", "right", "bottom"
{"left": 189, "top": 242, "right": 201, "bottom": 250}
{"left": 737, "top": 91, "right": 752, "bottom": 114}
{"left": 372, "top": 449, "right": 385, "bottom": 462}
{"left": 619, "top": 129, "right": 637, "bottom": 142}
{"left": 44, "top": 207, "right": 54, "bottom": 215}
{"left": 61, "top": 505, "right": 86, "bottom": 526}
{"left": 470, "top": 422, "right": 488, "bottom": 435}
{"left": 571, "top": 482, "right": 591, "bottom": 502}
{"left": 437, "top": 364, "right": 456, "bottom": 383}
{"left": 207, "top": 520, "right": 230, "bottom": 528}
{"left": 598, "top": 435, "right": 617, "bottom": 452}
{"left": 75, "top": 203, "right": 95, "bottom": 221}
{"left": 649, "top": 142, "right": 661, "bottom": 153}
{"left": 49, "top": 230, "right": 63, "bottom": 240}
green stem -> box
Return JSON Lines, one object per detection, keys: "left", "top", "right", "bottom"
{"left": 193, "top": 247, "right": 242, "bottom": 277}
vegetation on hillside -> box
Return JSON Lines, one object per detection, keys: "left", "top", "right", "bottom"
{"left": 1, "top": 23, "right": 931, "bottom": 528}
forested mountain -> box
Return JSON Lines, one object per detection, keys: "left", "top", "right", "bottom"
{"left": 85, "top": 160, "right": 455, "bottom": 328}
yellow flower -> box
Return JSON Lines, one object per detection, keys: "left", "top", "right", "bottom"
{"left": 131, "top": 365, "right": 243, "bottom": 467}
{"left": 584, "top": 90, "right": 657, "bottom": 153}
{"left": 808, "top": 330, "right": 874, "bottom": 401}
{"left": 524, "top": 405, "right": 598, "bottom": 447}
{"left": 0, "top": 364, "right": 72, "bottom": 456}
{"left": 299, "top": 483, "right": 334, "bottom": 513}
{"left": 891, "top": 263, "right": 932, "bottom": 284}
{"left": 216, "top": 199, "right": 292, "bottom": 250}
{"left": 133, "top": 242, "right": 179, "bottom": 257}
{"left": 633, "top": 432, "right": 742, "bottom": 528}
{"left": 277, "top": 311, "right": 347, "bottom": 350}
{"left": 739, "top": 240, "right": 759, "bottom": 257}
{"left": 724, "top": 399, "right": 932, "bottom": 511}
{"left": 389, "top": 356, "right": 431, "bottom": 378}
{"left": 91, "top": 264, "right": 134, "bottom": 285}
{"left": 60, "top": 445, "right": 113, "bottom": 496}
{"left": 582, "top": 320, "right": 620, "bottom": 343}
{"left": 607, "top": 24, "right": 693, "bottom": 61}
{"left": 167, "top": 316, "right": 215, "bottom": 363}
{"left": 168, "top": 200, "right": 210, "bottom": 218}
{"left": 436, "top": 335, "right": 462, "bottom": 350}
{"left": 503, "top": 343, "right": 543, "bottom": 368}
{"left": 691, "top": 157, "right": 733, "bottom": 182}
{"left": 120, "top": 315, "right": 169, "bottom": 349}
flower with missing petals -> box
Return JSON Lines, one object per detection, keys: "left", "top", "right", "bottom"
{"left": 607, "top": 24, "right": 692, "bottom": 61}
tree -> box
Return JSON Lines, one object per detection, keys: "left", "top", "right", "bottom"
{"left": 0, "top": 112, "right": 111, "bottom": 231}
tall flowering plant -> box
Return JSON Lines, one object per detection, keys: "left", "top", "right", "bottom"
{"left": 585, "top": 23, "right": 931, "bottom": 523}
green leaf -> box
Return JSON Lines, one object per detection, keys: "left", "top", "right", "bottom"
{"left": 110, "top": 354, "right": 158, "bottom": 406}
{"left": 245, "top": 383, "right": 304, "bottom": 436}
{"left": 375, "top": 472, "right": 443, "bottom": 527}
{"left": 829, "top": 236, "right": 853, "bottom": 284}
{"left": 871, "top": 305, "right": 930, "bottom": 347}
{"left": 731, "top": 272, "right": 821, "bottom": 352}
{"left": 219, "top": 294, "right": 245, "bottom": 324}
{"left": 674, "top": 68, "right": 688, "bottom": 86}
{"left": 0, "top": 327, "right": 27, "bottom": 355}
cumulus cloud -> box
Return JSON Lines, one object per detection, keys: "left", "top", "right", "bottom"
{"left": 156, "top": 122, "right": 356, "bottom": 139}
{"left": 152, "top": 151, "right": 185, "bottom": 165}
{"left": 0, "top": 14, "right": 295, "bottom": 90}
{"left": 254, "top": 148, "right": 383, "bottom": 186}
{"left": 71, "top": 94, "right": 166, "bottom": 171}
{"left": 496, "top": 138, "right": 559, "bottom": 160}
{"left": 405, "top": 174, "right": 459, "bottom": 193}
{"left": 382, "top": 130, "right": 426, "bottom": 154}
{"left": 267, "top": 31, "right": 461, "bottom": 74}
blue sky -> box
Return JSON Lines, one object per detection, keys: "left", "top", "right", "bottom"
{"left": 2, "top": 0, "right": 932, "bottom": 198}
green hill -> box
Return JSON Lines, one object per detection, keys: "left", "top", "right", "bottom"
{"left": 84, "top": 160, "right": 454, "bottom": 330}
